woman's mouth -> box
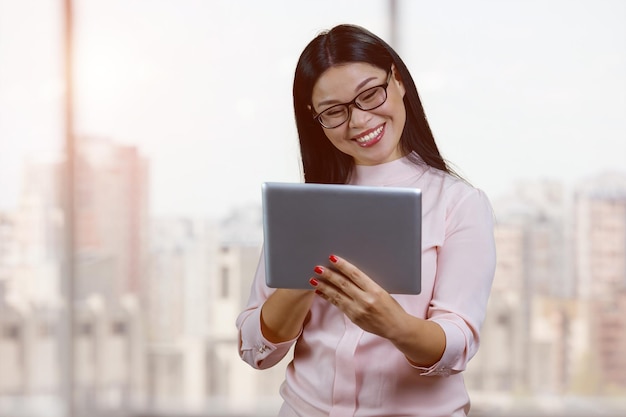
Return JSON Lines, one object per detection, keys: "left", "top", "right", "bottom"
{"left": 354, "top": 124, "right": 384, "bottom": 147}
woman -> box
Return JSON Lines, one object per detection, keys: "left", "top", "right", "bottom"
{"left": 236, "top": 24, "right": 496, "bottom": 417}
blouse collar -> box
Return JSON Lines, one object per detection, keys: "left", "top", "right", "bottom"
{"left": 349, "top": 152, "right": 427, "bottom": 186}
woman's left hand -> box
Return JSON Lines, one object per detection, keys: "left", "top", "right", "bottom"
{"left": 310, "top": 254, "right": 409, "bottom": 340}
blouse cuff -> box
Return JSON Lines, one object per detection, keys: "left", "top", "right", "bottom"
{"left": 239, "top": 307, "right": 299, "bottom": 369}
{"left": 409, "top": 319, "right": 466, "bottom": 377}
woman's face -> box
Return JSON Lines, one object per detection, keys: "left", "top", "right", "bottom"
{"left": 310, "top": 62, "right": 406, "bottom": 166}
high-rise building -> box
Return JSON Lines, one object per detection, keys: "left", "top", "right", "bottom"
{"left": 146, "top": 207, "right": 286, "bottom": 415}
{"left": 0, "top": 212, "right": 17, "bottom": 298}
{"left": 0, "top": 138, "right": 151, "bottom": 412}
{"left": 75, "top": 137, "right": 150, "bottom": 302}
{"left": 213, "top": 205, "right": 286, "bottom": 414}
{"left": 146, "top": 217, "right": 218, "bottom": 410}
{"left": 0, "top": 158, "right": 64, "bottom": 402}
{"left": 468, "top": 174, "right": 626, "bottom": 401}
{"left": 467, "top": 180, "right": 576, "bottom": 397}
{"left": 575, "top": 172, "right": 626, "bottom": 299}
{"left": 71, "top": 137, "right": 151, "bottom": 410}
{"left": 574, "top": 172, "right": 626, "bottom": 392}
{"left": 12, "top": 157, "right": 64, "bottom": 306}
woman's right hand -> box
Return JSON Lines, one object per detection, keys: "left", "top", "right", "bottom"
{"left": 260, "top": 288, "right": 316, "bottom": 343}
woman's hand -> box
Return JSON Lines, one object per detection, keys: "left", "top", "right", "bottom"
{"left": 310, "top": 254, "right": 445, "bottom": 367}
{"left": 309, "top": 254, "right": 409, "bottom": 340}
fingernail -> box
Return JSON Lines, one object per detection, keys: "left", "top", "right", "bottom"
{"left": 314, "top": 266, "right": 324, "bottom": 274}
{"left": 309, "top": 278, "right": 318, "bottom": 287}
{"left": 329, "top": 255, "right": 338, "bottom": 263}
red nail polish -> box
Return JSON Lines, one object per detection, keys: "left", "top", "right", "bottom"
{"left": 309, "top": 278, "right": 318, "bottom": 287}
{"left": 329, "top": 255, "right": 338, "bottom": 263}
{"left": 314, "top": 266, "right": 324, "bottom": 274}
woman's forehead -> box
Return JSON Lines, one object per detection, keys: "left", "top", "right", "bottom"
{"left": 316, "top": 62, "right": 383, "bottom": 83}
{"left": 312, "top": 63, "right": 385, "bottom": 102}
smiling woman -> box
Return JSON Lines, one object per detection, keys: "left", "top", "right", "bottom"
{"left": 236, "top": 24, "right": 497, "bottom": 417}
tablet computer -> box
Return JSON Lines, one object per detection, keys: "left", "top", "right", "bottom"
{"left": 262, "top": 182, "right": 422, "bottom": 294}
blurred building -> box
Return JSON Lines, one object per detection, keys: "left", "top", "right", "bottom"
{"left": 574, "top": 172, "right": 626, "bottom": 393}
{"left": 0, "top": 138, "right": 150, "bottom": 414}
{"left": 147, "top": 218, "right": 218, "bottom": 410}
{"left": 72, "top": 137, "right": 150, "bottom": 409}
{"left": 215, "top": 206, "right": 288, "bottom": 413}
{"left": 146, "top": 206, "right": 286, "bottom": 415}
{"left": 75, "top": 136, "right": 150, "bottom": 302}
{"left": 575, "top": 172, "right": 626, "bottom": 300}
{"left": 467, "top": 173, "right": 626, "bottom": 407}
{"left": 466, "top": 180, "right": 576, "bottom": 397}
{"left": 11, "top": 157, "right": 64, "bottom": 306}
{"left": 0, "top": 157, "right": 64, "bottom": 405}
{"left": 0, "top": 212, "right": 17, "bottom": 299}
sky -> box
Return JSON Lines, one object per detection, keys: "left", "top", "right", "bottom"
{"left": 0, "top": 0, "right": 625, "bottom": 218}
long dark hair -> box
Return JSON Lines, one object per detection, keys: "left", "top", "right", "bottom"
{"left": 293, "top": 24, "right": 455, "bottom": 184}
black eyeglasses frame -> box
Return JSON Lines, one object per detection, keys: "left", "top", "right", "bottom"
{"left": 312, "top": 70, "right": 393, "bottom": 129}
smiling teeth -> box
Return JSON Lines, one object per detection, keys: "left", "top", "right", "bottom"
{"left": 356, "top": 125, "right": 384, "bottom": 143}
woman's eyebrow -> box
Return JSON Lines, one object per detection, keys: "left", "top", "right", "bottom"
{"left": 316, "top": 76, "right": 380, "bottom": 107}
{"left": 354, "top": 76, "right": 378, "bottom": 93}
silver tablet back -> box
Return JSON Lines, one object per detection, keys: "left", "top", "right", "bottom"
{"left": 262, "top": 182, "right": 422, "bottom": 294}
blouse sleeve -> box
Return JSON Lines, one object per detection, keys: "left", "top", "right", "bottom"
{"left": 416, "top": 187, "right": 497, "bottom": 376}
{"left": 235, "top": 248, "right": 299, "bottom": 369}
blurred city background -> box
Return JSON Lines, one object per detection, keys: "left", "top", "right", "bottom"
{"left": 0, "top": 1, "right": 625, "bottom": 416}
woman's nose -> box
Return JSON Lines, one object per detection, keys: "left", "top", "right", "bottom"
{"left": 348, "top": 106, "right": 373, "bottom": 128}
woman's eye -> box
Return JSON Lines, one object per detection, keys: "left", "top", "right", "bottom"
{"left": 360, "top": 89, "right": 379, "bottom": 102}
{"left": 325, "top": 107, "right": 345, "bottom": 117}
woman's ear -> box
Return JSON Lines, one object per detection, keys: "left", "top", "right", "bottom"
{"left": 392, "top": 64, "right": 402, "bottom": 81}
{"left": 391, "top": 64, "right": 406, "bottom": 98}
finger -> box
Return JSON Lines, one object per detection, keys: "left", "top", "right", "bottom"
{"left": 310, "top": 267, "right": 350, "bottom": 306}
{"left": 313, "top": 264, "right": 357, "bottom": 297}
{"left": 309, "top": 276, "right": 341, "bottom": 306}
{"left": 327, "top": 254, "right": 372, "bottom": 292}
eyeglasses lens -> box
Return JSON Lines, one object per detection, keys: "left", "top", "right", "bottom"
{"left": 318, "top": 86, "right": 388, "bottom": 129}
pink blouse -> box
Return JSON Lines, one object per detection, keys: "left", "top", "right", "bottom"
{"left": 236, "top": 154, "right": 497, "bottom": 417}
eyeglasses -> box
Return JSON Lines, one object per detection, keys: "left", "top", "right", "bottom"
{"left": 312, "top": 71, "right": 393, "bottom": 129}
